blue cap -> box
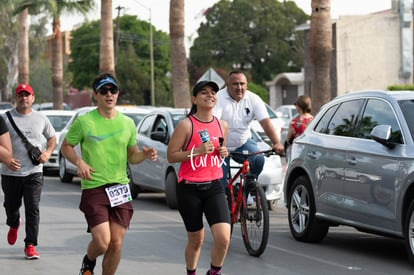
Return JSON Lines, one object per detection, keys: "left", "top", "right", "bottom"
{"left": 94, "top": 76, "right": 119, "bottom": 91}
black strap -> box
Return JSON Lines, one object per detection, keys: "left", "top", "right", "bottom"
{"left": 6, "top": 111, "right": 29, "bottom": 144}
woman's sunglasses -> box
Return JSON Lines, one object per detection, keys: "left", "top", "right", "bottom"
{"left": 98, "top": 86, "right": 118, "bottom": 95}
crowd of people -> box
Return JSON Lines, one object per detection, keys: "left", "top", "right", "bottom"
{"left": 0, "top": 70, "right": 310, "bottom": 275}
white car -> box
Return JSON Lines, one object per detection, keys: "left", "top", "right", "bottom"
{"left": 40, "top": 110, "right": 77, "bottom": 172}
{"left": 249, "top": 103, "right": 285, "bottom": 146}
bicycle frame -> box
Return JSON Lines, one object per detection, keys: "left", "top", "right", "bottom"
{"left": 226, "top": 149, "right": 274, "bottom": 223}
{"left": 226, "top": 156, "right": 250, "bottom": 224}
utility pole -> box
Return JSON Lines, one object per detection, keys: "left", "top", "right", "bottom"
{"left": 115, "top": 6, "right": 124, "bottom": 65}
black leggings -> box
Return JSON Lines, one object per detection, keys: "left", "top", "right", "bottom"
{"left": 177, "top": 181, "right": 230, "bottom": 232}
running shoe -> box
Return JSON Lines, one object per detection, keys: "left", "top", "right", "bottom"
{"left": 79, "top": 254, "right": 95, "bottom": 275}
{"left": 24, "top": 245, "right": 39, "bottom": 259}
{"left": 7, "top": 219, "right": 20, "bottom": 245}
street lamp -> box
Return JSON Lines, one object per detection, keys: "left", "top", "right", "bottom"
{"left": 149, "top": 8, "right": 155, "bottom": 106}
{"left": 135, "top": 1, "right": 155, "bottom": 106}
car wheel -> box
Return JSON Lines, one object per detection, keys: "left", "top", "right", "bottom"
{"left": 267, "top": 199, "right": 277, "bottom": 211}
{"left": 127, "top": 165, "right": 140, "bottom": 199}
{"left": 287, "top": 175, "right": 329, "bottom": 243}
{"left": 59, "top": 156, "right": 73, "bottom": 183}
{"left": 404, "top": 200, "right": 414, "bottom": 265}
{"left": 165, "top": 171, "right": 178, "bottom": 209}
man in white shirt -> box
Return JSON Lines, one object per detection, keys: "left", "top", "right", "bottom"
{"left": 213, "top": 70, "right": 284, "bottom": 187}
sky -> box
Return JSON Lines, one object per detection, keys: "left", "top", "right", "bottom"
{"left": 58, "top": 0, "right": 393, "bottom": 49}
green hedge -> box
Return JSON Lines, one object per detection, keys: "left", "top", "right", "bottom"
{"left": 388, "top": 84, "right": 414, "bottom": 91}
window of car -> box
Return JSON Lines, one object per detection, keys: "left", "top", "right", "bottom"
{"left": 400, "top": 99, "right": 414, "bottom": 142}
{"left": 327, "top": 99, "right": 364, "bottom": 137}
{"left": 314, "top": 104, "right": 338, "bottom": 134}
{"left": 137, "top": 114, "right": 156, "bottom": 137}
{"left": 153, "top": 115, "right": 168, "bottom": 133}
{"left": 356, "top": 99, "right": 402, "bottom": 143}
{"left": 314, "top": 99, "right": 364, "bottom": 137}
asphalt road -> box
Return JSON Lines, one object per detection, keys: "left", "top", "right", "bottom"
{"left": 0, "top": 175, "right": 413, "bottom": 274}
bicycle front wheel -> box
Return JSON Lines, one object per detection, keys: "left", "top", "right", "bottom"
{"left": 240, "top": 182, "right": 269, "bottom": 257}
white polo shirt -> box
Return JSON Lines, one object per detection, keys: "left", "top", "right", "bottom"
{"left": 213, "top": 88, "right": 268, "bottom": 151}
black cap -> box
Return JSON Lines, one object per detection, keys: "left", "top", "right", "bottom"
{"left": 192, "top": 81, "right": 219, "bottom": 96}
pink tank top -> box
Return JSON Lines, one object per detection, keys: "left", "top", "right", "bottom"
{"left": 178, "top": 115, "right": 224, "bottom": 183}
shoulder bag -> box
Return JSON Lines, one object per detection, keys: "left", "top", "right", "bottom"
{"left": 6, "top": 111, "right": 41, "bottom": 165}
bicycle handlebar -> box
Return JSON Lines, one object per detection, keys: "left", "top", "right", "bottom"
{"left": 230, "top": 149, "right": 276, "bottom": 158}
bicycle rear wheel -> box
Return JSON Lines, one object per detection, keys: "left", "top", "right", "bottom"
{"left": 240, "top": 182, "right": 269, "bottom": 257}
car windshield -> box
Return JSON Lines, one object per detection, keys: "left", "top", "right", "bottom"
{"left": 172, "top": 114, "right": 186, "bottom": 127}
{"left": 124, "top": 113, "right": 146, "bottom": 126}
{"left": 266, "top": 104, "right": 278, "bottom": 119}
{"left": 46, "top": 115, "right": 73, "bottom": 131}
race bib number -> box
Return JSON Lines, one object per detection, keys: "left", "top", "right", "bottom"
{"left": 105, "top": 184, "right": 132, "bottom": 207}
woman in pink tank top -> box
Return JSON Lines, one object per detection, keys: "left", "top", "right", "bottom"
{"left": 167, "top": 81, "right": 230, "bottom": 275}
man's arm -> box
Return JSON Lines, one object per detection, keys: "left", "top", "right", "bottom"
{"left": 61, "top": 139, "right": 95, "bottom": 180}
{"left": 39, "top": 135, "right": 56, "bottom": 164}
{"left": 259, "top": 118, "right": 284, "bottom": 154}
{"left": 127, "top": 145, "right": 157, "bottom": 164}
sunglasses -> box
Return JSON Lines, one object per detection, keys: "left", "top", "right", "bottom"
{"left": 98, "top": 86, "right": 118, "bottom": 95}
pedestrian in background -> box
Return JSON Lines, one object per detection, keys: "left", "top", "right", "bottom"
{"left": 1, "top": 83, "right": 56, "bottom": 259}
{"left": 61, "top": 73, "right": 157, "bottom": 275}
{"left": 167, "top": 81, "right": 230, "bottom": 275}
{"left": 286, "top": 95, "right": 313, "bottom": 163}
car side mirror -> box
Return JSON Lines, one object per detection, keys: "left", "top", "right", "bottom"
{"left": 370, "top": 125, "right": 395, "bottom": 149}
{"left": 151, "top": 131, "right": 168, "bottom": 144}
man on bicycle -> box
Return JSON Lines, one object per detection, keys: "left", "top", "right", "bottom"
{"left": 213, "top": 70, "right": 284, "bottom": 188}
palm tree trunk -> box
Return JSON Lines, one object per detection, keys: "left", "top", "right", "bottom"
{"left": 52, "top": 16, "right": 63, "bottom": 110}
{"left": 100, "top": 0, "right": 115, "bottom": 75}
{"left": 309, "top": 0, "right": 332, "bottom": 114}
{"left": 169, "top": 0, "right": 190, "bottom": 108}
{"left": 18, "top": 8, "right": 29, "bottom": 85}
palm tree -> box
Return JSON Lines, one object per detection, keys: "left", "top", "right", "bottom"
{"left": 309, "top": 0, "right": 332, "bottom": 114}
{"left": 18, "top": 8, "right": 29, "bottom": 84}
{"left": 14, "top": 0, "right": 94, "bottom": 109}
{"left": 169, "top": 0, "right": 191, "bottom": 108}
{"left": 99, "top": 0, "right": 115, "bottom": 75}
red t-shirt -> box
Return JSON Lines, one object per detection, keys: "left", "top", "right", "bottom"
{"left": 291, "top": 116, "right": 313, "bottom": 140}
{"left": 178, "top": 115, "right": 224, "bottom": 183}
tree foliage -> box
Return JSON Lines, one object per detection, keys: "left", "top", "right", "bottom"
{"left": 0, "top": 0, "right": 19, "bottom": 101}
{"left": 190, "top": 0, "right": 308, "bottom": 86}
{"left": 68, "top": 15, "right": 172, "bottom": 106}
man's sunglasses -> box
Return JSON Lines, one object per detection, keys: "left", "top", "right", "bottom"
{"left": 97, "top": 86, "right": 118, "bottom": 95}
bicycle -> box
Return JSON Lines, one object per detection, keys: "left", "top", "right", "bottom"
{"left": 225, "top": 149, "right": 276, "bottom": 257}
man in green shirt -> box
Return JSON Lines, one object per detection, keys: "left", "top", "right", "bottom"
{"left": 61, "top": 73, "right": 157, "bottom": 275}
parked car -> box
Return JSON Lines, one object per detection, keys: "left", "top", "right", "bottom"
{"left": 32, "top": 102, "right": 72, "bottom": 111}
{"left": 283, "top": 90, "right": 414, "bottom": 265}
{"left": 40, "top": 110, "right": 77, "bottom": 172}
{"left": 0, "top": 102, "right": 13, "bottom": 113}
{"left": 57, "top": 106, "right": 150, "bottom": 183}
{"left": 129, "top": 107, "right": 284, "bottom": 210}
{"left": 249, "top": 103, "right": 285, "bottom": 146}
{"left": 275, "top": 104, "right": 297, "bottom": 126}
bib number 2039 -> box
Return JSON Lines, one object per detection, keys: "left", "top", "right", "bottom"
{"left": 105, "top": 184, "right": 132, "bottom": 207}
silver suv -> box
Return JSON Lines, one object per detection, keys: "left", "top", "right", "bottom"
{"left": 284, "top": 90, "right": 414, "bottom": 265}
